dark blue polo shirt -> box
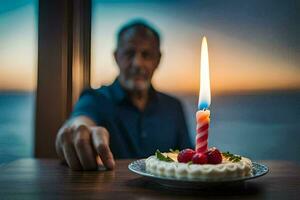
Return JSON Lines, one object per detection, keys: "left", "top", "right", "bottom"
{"left": 71, "top": 78, "right": 192, "bottom": 158}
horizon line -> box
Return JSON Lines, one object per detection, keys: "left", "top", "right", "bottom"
{"left": 1, "top": 87, "right": 300, "bottom": 96}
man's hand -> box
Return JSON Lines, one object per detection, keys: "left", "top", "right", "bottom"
{"left": 55, "top": 117, "right": 115, "bottom": 171}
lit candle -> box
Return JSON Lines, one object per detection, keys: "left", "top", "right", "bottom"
{"left": 196, "top": 36, "right": 211, "bottom": 154}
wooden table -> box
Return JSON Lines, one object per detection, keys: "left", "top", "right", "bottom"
{"left": 0, "top": 159, "right": 299, "bottom": 199}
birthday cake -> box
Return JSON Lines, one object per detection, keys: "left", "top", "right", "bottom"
{"left": 145, "top": 37, "right": 252, "bottom": 180}
{"left": 145, "top": 148, "right": 252, "bottom": 180}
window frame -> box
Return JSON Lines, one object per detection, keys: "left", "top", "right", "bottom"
{"left": 35, "top": 0, "right": 91, "bottom": 158}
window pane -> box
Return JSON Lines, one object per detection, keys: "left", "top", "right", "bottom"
{"left": 91, "top": 0, "right": 300, "bottom": 161}
{"left": 0, "top": 0, "right": 38, "bottom": 163}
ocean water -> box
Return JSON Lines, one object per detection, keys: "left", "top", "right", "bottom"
{"left": 0, "top": 92, "right": 35, "bottom": 164}
{"left": 0, "top": 91, "right": 299, "bottom": 164}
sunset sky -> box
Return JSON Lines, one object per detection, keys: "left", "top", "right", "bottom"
{"left": 0, "top": 0, "right": 299, "bottom": 93}
{"left": 0, "top": 0, "right": 37, "bottom": 91}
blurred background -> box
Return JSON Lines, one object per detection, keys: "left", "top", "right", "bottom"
{"left": 0, "top": 0, "right": 37, "bottom": 163}
{"left": 0, "top": 0, "right": 299, "bottom": 163}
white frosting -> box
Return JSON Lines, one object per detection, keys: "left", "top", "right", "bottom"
{"left": 145, "top": 155, "right": 252, "bottom": 180}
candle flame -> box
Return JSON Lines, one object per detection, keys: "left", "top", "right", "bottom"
{"left": 198, "top": 36, "right": 211, "bottom": 110}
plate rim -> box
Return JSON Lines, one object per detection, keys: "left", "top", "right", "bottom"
{"left": 128, "top": 159, "right": 269, "bottom": 183}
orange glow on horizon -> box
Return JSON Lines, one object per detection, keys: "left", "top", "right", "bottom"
{"left": 0, "top": 3, "right": 37, "bottom": 92}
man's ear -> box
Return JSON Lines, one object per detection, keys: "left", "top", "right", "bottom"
{"left": 113, "top": 49, "right": 118, "bottom": 65}
{"left": 155, "top": 51, "right": 162, "bottom": 69}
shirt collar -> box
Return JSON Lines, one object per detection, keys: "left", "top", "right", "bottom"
{"left": 110, "top": 77, "right": 158, "bottom": 104}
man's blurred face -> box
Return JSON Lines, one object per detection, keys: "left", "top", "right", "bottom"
{"left": 114, "top": 28, "right": 161, "bottom": 92}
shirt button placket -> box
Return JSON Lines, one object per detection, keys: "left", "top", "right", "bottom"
{"left": 140, "top": 114, "right": 147, "bottom": 139}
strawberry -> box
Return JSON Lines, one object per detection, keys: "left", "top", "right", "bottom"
{"left": 192, "top": 153, "right": 208, "bottom": 164}
{"left": 206, "top": 147, "right": 222, "bottom": 164}
{"left": 177, "top": 149, "right": 196, "bottom": 163}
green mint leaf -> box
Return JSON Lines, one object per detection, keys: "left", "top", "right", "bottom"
{"left": 222, "top": 151, "right": 242, "bottom": 162}
{"left": 187, "top": 161, "right": 193, "bottom": 166}
{"left": 155, "top": 149, "right": 174, "bottom": 162}
{"left": 187, "top": 161, "right": 193, "bottom": 168}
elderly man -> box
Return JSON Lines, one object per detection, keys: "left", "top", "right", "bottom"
{"left": 55, "top": 20, "right": 192, "bottom": 170}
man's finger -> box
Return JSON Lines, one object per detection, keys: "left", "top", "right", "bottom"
{"left": 56, "top": 127, "right": 69, "bottom": 162}
{"left": 91, "top": 128, "right": 115, "bottom": 170}
{"left": 60, "top": 129, "right": 82, "bottom": 170}
{"left": 73, "top": 125, "right": 98, "bottom": 170}
{"left": 62, "top": 143, "right": 82, "bottom": 170}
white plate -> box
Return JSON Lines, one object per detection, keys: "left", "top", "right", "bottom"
{"left": 128, "top": 159, "right": 269, "bottom": 189}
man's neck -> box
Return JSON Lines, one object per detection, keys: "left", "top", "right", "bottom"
{"left": 128, "top": 90, "right": 149, "bottom": 111}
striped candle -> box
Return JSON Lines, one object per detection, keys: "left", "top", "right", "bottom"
{"left": 196, "top": 36, "right": 211, "bottom": 154}
{"left": 196, "top": 110, "right": 210, "bottom": 153}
